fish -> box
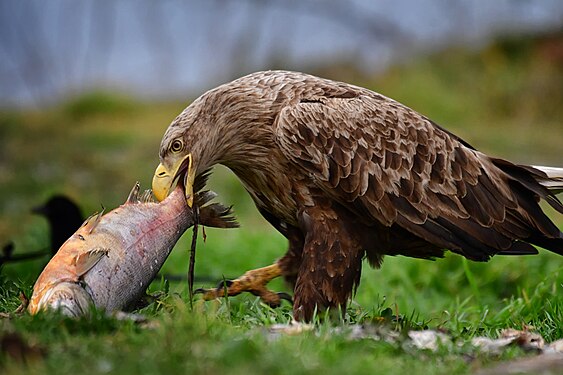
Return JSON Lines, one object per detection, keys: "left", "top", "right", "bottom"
{"left": 28, "top": 179, "right": 238, "bottom": 316}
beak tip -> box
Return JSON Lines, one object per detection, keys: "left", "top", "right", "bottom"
{"left": 153, "top": 191, "right": 166, "bottom": 202}
{"left": 152, "top": 163, "right": 172, "bottom": 202}
{"left": 151, "top": 180, "right": 169, "bottom": 202}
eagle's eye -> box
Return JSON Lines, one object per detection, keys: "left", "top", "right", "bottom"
{"left": 170, "top": 139, "right": 184, "bottom": 153}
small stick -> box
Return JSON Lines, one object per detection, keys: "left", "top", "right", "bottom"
{"left": 188, "top": 205, "right": 200, "bottom": 309}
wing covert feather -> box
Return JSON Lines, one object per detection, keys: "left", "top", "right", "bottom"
{"left": 274, "top": 94, "right": 533, "bottom": 258}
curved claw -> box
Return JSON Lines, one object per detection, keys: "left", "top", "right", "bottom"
{"left": 194, "top": 279, "right": 234, "bottom": 301}
{"left": 193, "top": 287, "right": 224, "bottom": 301}
{"left": 261, "top": 292, "right": 293, "bottom": 308}
{"left": 215, "top": 279, "right": 233, "bottom": 289}
{"left": 277, "top": 292, "right": 293, "bottom": 305}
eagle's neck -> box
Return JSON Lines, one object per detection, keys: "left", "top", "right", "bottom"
{"left": 197, "top": 88, "right": 298, "bottom": 224}
{"left": 198, "top": 87, "right": 277, "bottom": 172}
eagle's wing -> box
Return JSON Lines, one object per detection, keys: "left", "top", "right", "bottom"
{"left": 274, "top": 93, "right": 560, "bottom": 260}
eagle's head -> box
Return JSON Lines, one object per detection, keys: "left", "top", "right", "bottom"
{"left": 152, "top": 96, "right": 212, "bottom": 207}
{"left": 152, "top": 72, "right": 292, "bottom": 207}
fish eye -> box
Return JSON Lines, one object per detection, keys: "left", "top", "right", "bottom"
{"left": 171, "top": 139, "right": 183, "bottom": 153}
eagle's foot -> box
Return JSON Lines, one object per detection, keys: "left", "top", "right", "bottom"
{"left": 194, "top": 263, "right": 291, "bottom": 307}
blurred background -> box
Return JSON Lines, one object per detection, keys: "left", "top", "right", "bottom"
{"left": 2, "top": 0, "right": 563, "bottom": 108}
{"left": 0, "top": 1, "right": 562, "bottom": 305}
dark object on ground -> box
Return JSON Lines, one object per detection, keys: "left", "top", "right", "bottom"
{"left": 0, "top": 242, "right": 48, "bottom": 267}
{"left": 0, "top": 332, "right": 46, "bottom": 363}
{"left": 32, "top": 195, "right": 84, "bottom": 254}
{"left": 0, "top": 195, "right": 83, "bottom": 269}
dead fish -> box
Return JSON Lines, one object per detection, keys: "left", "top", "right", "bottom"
{"left": 28, "top": 180, "right": 237, "bottom": 316}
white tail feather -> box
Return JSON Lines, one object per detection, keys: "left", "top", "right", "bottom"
{"left": 533, "top": 165, "right": 563, "bottom": 193}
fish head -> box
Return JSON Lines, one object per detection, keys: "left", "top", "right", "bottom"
{"left": 27, "top": 217, "right": 105, "bottom": 317}
{"left": 28, "top": 281, "right": 93, "bottom": 317}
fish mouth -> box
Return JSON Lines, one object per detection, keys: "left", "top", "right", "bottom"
{"left": 152, "top": 154, "right": 195, "bottom": 206}
{"left": 29, "top": 281, "right": 94, "bottom": 317}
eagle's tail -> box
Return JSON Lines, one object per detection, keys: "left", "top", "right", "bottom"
{"left": 528, "top": 165, "right": 563, "bottom": 256}
{"left": 533, "top": 165, "right": 563, "bottom": 194}
{"left": 487, "top": 161, "right": 563, "bottom": 257}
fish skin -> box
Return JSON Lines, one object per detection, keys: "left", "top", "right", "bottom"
{"left": 28, "top": 182, "right": 237, "bottom": 316}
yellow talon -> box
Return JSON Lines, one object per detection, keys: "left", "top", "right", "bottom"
{"left": 194, "top": 263, "right": 291, "bottom": 307}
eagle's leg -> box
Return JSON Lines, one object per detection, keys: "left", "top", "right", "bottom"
{"left": 195, "top": 227, "right": 304, "bottom": 307}
{"left": 194, "top": 263, "right": 291, "bottom": 307}
{"left": 293, "top": 202, "right": 365, "bottom": 322}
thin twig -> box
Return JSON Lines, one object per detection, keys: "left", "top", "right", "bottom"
{"left": 188, "top": 205, "right": 200, "bottom": 309}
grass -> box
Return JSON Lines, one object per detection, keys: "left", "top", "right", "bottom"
{"left": 1, "top": 32, "right": 563, "bottom": 374}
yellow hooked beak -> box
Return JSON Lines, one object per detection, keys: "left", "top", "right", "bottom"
{"left": 152, "top": 153, "right": 195, "bottom": 207}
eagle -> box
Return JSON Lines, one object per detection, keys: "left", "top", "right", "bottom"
{"left": 151, "top": 70, "right": 563, "bottom": 321}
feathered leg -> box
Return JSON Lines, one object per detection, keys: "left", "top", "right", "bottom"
{"left": 293, "top": 201, "right": 364, "bottom": 322}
